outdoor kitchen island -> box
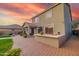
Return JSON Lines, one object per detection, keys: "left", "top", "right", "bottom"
{"left": 34, "top": 34, "right": 65, "bottom": 48}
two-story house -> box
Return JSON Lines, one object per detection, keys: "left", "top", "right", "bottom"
{"left": 23, "top": 3, "right": 72, "bottom": 48}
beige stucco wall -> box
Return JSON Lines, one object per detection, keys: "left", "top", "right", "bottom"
{"left": 32, "top": 4, "right": 72, "bottom": 35}
{"left": 32, "top": 4, "right": 72, "bottom": 48}
{"left": 23, "top": 23, "right": 31, "bottom": 35}
{"left": 32, "top": 4, "right": 65, "bottom": 35}
{"left": 52, "top": 4, "right": 65, "bottom": 35}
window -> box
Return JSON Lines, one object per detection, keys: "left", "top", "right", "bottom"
{"left": 38, "top": 27, "right": 43, "bottom": 33}
{"left": 35, "top": 17, "right": 39, "bottom": 23}
{"left": 45, "top": 10, "right": 52, "bottom": 18}
{"left": 45, "top": 27, "right": 53, "bottom": 34}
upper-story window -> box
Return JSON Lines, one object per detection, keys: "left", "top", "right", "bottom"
{"left": 45, "top": 10, "right": 52, "bottom": 18}
{"left": 35, "top": 17, "right": 39, "bottom": 23}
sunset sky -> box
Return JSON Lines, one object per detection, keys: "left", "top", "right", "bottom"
{"left": 0, "top": 3, "right": 79, "bottom": 25}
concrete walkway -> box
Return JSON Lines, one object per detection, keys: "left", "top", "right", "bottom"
{"left": 12, "top": 35, "right": 79, "bottom": 56}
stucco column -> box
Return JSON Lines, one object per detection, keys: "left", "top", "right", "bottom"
{"left": 28, "top": 27, "right": 31, "bottom": 35}
{"left": 34, "top": 27, "right": 38, "bottom": 34}
{"left": 43, "top": 27, "right": 45, "bottom": 34}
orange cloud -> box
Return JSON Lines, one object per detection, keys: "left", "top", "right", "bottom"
{"left": 5, "top": 3, "right": 45, "bottom": 16}
{"left": 72, "top": 12, "right": 79, "bottom": 19}
{"left": 0, "top": 3, "right": 48, "bottom": 25}
{"left": 71, "top": 7, "right": 79, "bottom": 20}
{"left": 0, "top": 3, "right": 45, "bottom": 20}
{"left": 0, "top": 9, "right": 31, "bottom": 19}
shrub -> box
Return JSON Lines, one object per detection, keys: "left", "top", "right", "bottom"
{"left": 0, "top": 53, "right": 4, "bottom": 56}
{"left": 0, "top": 32, "right": 3, "bottom": 37}
{"left": 4, "top": 48, "right": 21, "bottom": 56}
{"left": 17, "top": 32, "right": 20, "bottom": 34}
{"left": 9, "top": 33, "right": 13, "bottom": 36}
{"left": 24, "top": 35, "right": 27, "bottom": 38}
{"left": 40, "top": 31, "right": 44, "bottom": 35}
{"left": 19, "top": 31, "right": 23, "bottom": 36}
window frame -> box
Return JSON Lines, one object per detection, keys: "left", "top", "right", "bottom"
{"left": 45, "top": 27, "right": 53, "bottom": 34}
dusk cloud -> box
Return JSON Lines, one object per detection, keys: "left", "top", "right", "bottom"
{"left": 0, "top": 3, "right": 79, "bottom": 25}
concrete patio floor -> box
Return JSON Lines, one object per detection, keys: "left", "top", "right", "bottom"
{"left": 12, "top": 35, "right": 79, "bottom": 56}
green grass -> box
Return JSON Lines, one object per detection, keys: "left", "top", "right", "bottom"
{"left": 0, "top": 35, "right": 11, "bottom": 38}
{"left": 0, "top": 36, "right": 21, "bottom": 56}
{"left": 0, "top": 37, "right": 13, "bottom": 54}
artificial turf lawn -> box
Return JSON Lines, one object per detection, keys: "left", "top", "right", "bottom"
{"left": 0, "top": 37, "right": 13, "bottom": 54}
